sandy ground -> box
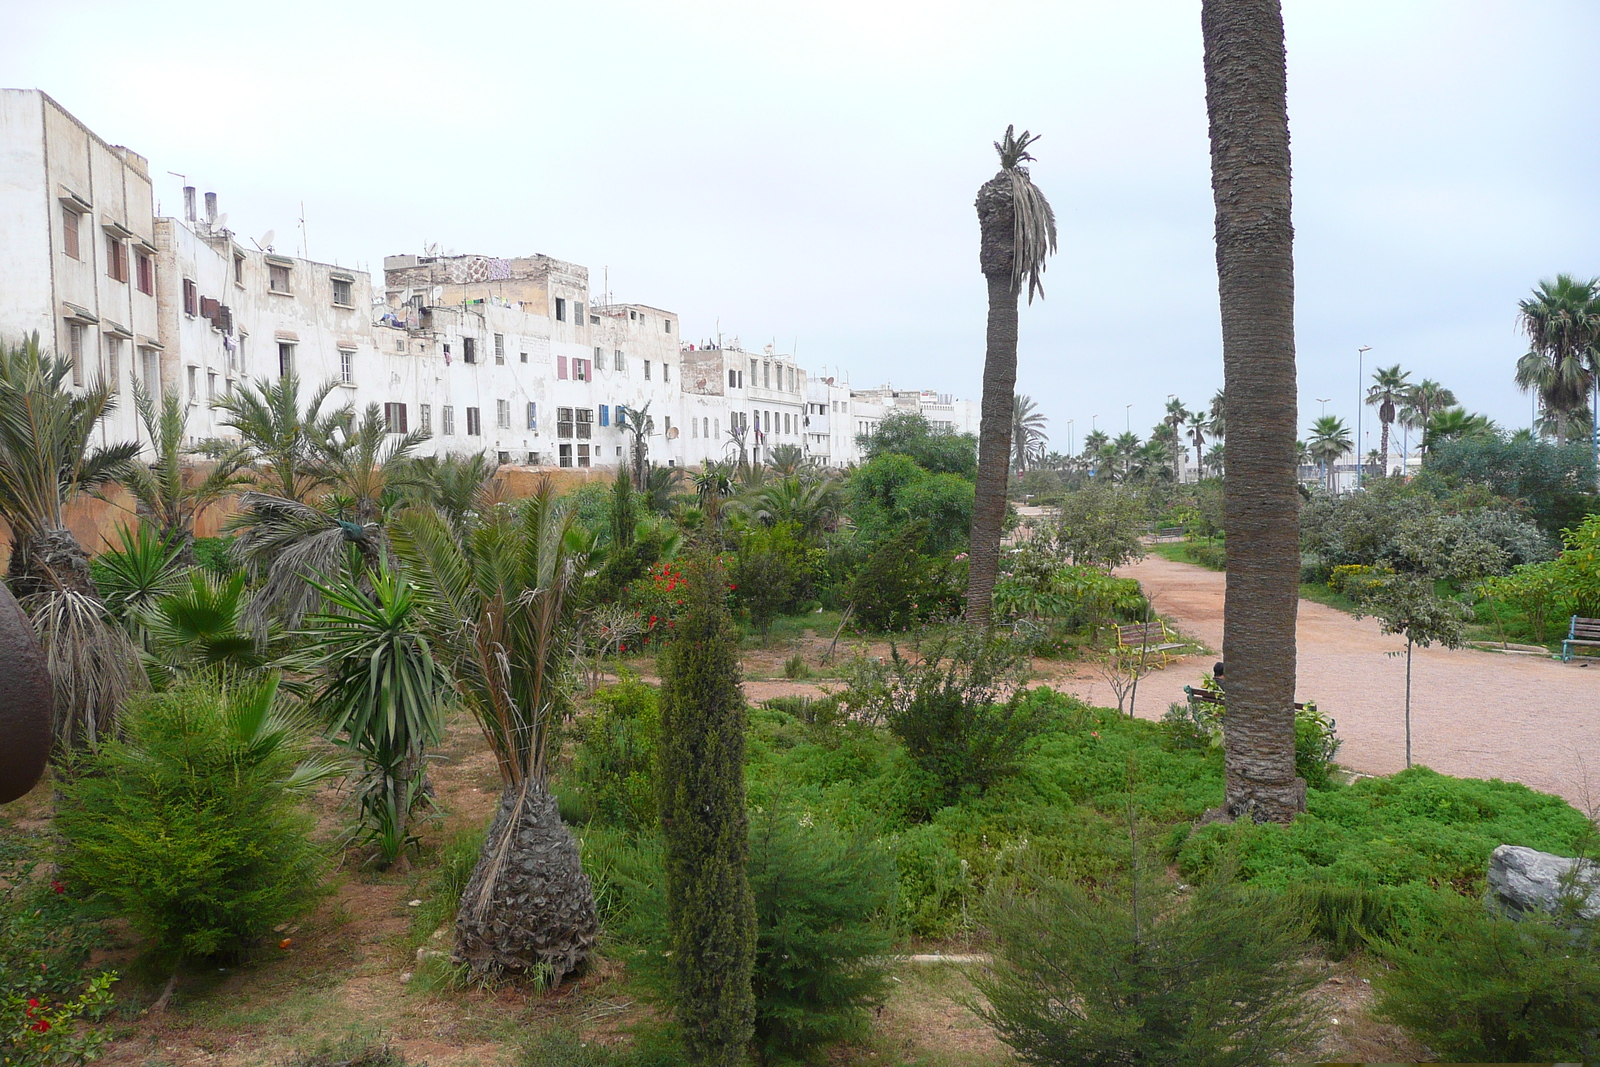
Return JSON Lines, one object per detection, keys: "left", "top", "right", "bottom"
{"left": 1061, "top": 553, "right": 1600, "bottom": 809}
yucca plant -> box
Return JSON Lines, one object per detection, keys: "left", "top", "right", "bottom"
{"left": 389, "top": 475, "right": 597, "bottom": 981}
{"left": 301, "top": 565, "right": 451, "bottom": 867}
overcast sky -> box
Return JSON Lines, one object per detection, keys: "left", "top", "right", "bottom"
{"left": 6, "top": 1, "right": 1597, "bottom": 455}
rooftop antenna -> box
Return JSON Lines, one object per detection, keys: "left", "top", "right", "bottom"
{"left": 298, "top": 201, "right": 308, "bottom": 260}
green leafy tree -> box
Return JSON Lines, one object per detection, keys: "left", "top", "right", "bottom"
{"left": 732, "top": 522, "right": 812, "bottom": 639}
{"left": 656, "top": 553, "right": 757, "bottom": 1067}
{"left": 856, "top": 411, "right": 977, "bottom": 478}
{"left": 747, "top": 806, "right": 895, "bottom": 1066}
{"left": 390, "top": 478, "right": 597, "bottom": 981}
{"left": 968, "top": 126, "right": 1058, "bottom": 628}
{"left": 301, "top": 565, "right": 451, "bottom": 867}
{"left": 978, "top": 848, "right": 1323, "bottom": 1066}
{"left": 1054, "top": 483, "right": 1148, "bottom": 569}
{"left": 54, "top": 674, "right": 332, "bottom": 964}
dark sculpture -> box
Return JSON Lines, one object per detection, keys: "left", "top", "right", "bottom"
{"left": 0, "top": 581, "right": 52, "bottom": 803}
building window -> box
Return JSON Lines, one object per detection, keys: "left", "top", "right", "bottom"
{"left": 463, "top": 337, "right": 477, "bottom": 364}
{"left": 332, "top": 278, "right": 353, "bottom": 306}
{"left": 384, "top": 403, "right": 408, "bottom": 433}
{"left": 616, "top": 405, "right": 627, "bottom": 428}
{"left": 442, "top": 405, "right": 455, "bottom": 435}
{"left": 615, "top": 349, "right": 625, "bottom": 371}
{"left": 419, "top": 403, "right": 431, "bottom": 433}
{"left": 466, "top": 407, "right": 481, "bottom": 436}
{"left": 575, "top": 358, "right": 589, "bottom": 381}
{"left": 691, "top": 417, "right": 697, "bottom": 439}
{"left": 278, "top": 342, "right": 294, "bottom": 377}
{"left": 599, "top": 404, "right": 610, "bottom": 428}
{"left": 728, "top": 369, "right": 737, "bottom": 389}
{"left": 494, "top": 334, "right": 505, "bottom": 364}
{"left": 207, "top": 371, "right": 217, "bottom": 403}
{"left": 643, "top": 360, "right": 651, "bottom": 381}
{"left": 664, "top": 416, "right": 672, "bottom": 435}
{"left": 577, "top": 443, "right": 590, "bottom": 468}
{"left": 714, "top": 418, "right": 719, "bottom": 439}
{"left": 63, "top": 208, "right": 80, "bottom": 259}
{"left": 788, "top": 366, "right": 796, "bottom": 391}
{"left": 554, "top": 297, "right": 566, "bottom": 322}
{"left": 520, "top": 350, "right": 528, "bottom": 364}
{"left": 750, "top": 358, "right": 757, "bottom": 384}
{"left": 526, "top": 402, "right": 537, "bottom": 431}
{"left": 629, "top": 310, "right": 636, "bottom": 321}
{"left": 763, "top": 361, "right": 771, "bottom": 388}
{"left": 784, "top": 413, "right": 791, "bottom": 434}
{"left": 498, "top": 450, "right": 511, "bottom": 465}
{"left": 558, "top": 406, "right": 575, "bottom": 438}
{"left": 234, "top": 253, "right": 245, "bottom": 285}
{"left": 496, "top": 399, "right": 510, "bottom": 429}
{"left": 187, "top": 365, "right": 198, "bottom": 400}
{"left": 236, "top": 332, "right": 247, "bottom": 376}
{"left": 559, "top": 443, "right": 573, "bottom": 467}
{"left": 141, "top": 347, "right": 161, "bottom": 395}
{"left": 575, "top": 408, "right": 593, "bottom": 438}
{"left": 339, "top": 348, "right": 354, "bottom": 383}
{"left": 106, "top": 238, "right": 128, "bottom": 283}
{"left": 183, "top": 279, "right": 198, "bottom": 316}
{"left": 104, "top": 337, "right": 121, "bottom": 391}
{"left": 575, "top": 302, "right": 585, "bottom": 323}
{"left": 704, "top": 417, "right": 711, "bottom": 439}
{"left": 136, "top": 252, "right": 154, "bottom": 295}
{"left": 665, "top": 319, "right": 672, "bottom": 333}
{"left": 269, "top": 263, "right": 291, "bottom": 293}
{"left": 68, "top": 324, "right": 84, "bottom": 386}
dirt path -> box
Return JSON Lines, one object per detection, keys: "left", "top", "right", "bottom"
{"left": 1064, "top": 553, "right": 1600, "bottom": 809}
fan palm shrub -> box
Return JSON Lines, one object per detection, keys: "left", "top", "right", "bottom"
{"left": 967, "top": 126, "right": 1057, "bottom": 627}
{"left": 143, "top": 570, "right": 276, "bottom": 685}
{"left": 95, "top": 522, "right": 188, "bottom": 651}
{"left": 389, "top": 476, "right": 597, "bottom": 981}
{"left": 301, "top": 565, "right": 451, "bottom": 867}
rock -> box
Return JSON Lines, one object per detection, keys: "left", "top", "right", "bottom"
{"left": 1487, "top": 844, "right": 1600, "bottom": 921}
{"left": 0, "top": 581, "right": 52, "bottom": 804}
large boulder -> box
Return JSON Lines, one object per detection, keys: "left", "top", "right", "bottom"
{"left": 1487, "top": 844, "right": 1600, "bottom": 921}
{"left": 0, "top": 581, "right": 52, "bottom": 804}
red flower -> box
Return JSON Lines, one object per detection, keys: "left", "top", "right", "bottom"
{"left": 27, "top": 999, "right": 38, "bottom": 1009}
{"left": 31, "top": 1019, "right": 50, "bottom": 1033}
{"left": 666, "top": 581, "right": 676, "bottom": 591}
{"left": 728, "top": 583, "right": 737, "bottom": 591}
{"left": 649, "top": 615, "right": 659, "bottom": 625}
{"left": 50, "top": 881, "right": 63, "bottom": 894}
{"left": 619, "top": 644, "right": 626, "bottom": 652}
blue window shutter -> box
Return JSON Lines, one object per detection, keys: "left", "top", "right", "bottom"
{"left": 617, "top": 405, "right": 627, "bottom": 427}
{"left": 600, "top": 404, "right": 609, "bottom": 427}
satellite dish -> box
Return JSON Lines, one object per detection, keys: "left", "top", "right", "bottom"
{"left": 666, "top": 426, "right": 679, "bottom": 440}
{"left": 252, "top": 229, "right": 276, "bottom": 252}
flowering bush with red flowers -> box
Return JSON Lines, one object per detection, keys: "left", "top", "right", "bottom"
{"left": 617, "top": 555, "right": 734, "bottom": 651}
{"left": 2, "top": 972, "right": 116, "bottom": 1064}
{"left": 0, "top": 838, "right": 110, "bottom": 1036}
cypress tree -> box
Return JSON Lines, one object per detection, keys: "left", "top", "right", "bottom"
{"left": 657, "top": 552, "right": 756, "bottom": 1066}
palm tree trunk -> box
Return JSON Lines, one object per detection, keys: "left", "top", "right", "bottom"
{"left": 6, "top": 526, "right": 100, "bottom": 601}
{"left": 1202, "top": 0, "right": 1305, "bottom": 822}
{"left": 1378, "top": 419, "right": 1390, "bottom": 478}
{"left": 967, "top": 176, "right": 1019, "bottom": 629}
{"left": 453, "top": 778, "right": 598, "bottom": 983}
{"left": 1404, "top": 637, "right": 1413, "bottom": 769}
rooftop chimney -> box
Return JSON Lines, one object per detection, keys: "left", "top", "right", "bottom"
{"left": 204, "top": 192, "right": 217, "bottom": 225}
{"left": 183, "top": 186, "right": 197, "bottom": 222}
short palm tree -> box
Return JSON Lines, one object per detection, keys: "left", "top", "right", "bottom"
{"left": 766, "top": 443, "right": 806, "bottom": 477}
{"left": 0, "top": 335, "right": 140, "bottom": 598}
{"left": 1011, "top": 394, "right": 1049, "bottom": 475}
{"left": 402, "top": 452, "right": 503, "bottom": 536}
{"left": 143, "top": 569, "right": 276, "bottom": 684}
{"left": 1306, "top": 416, "right": 1352, "bottom": 492}
{"left": 96, "top": 522, "right": 188, "bottom": 651}
{"left": 968, "top": 125, "right": 1058, "bottom": 628}
{"left": 1365, "top": 364, "right": 1411, "bottom": 477}
{"left": 215, "top": 374, "right": 346, "bottom": 502}
{"left": 1515, "top": 275, "right": 1599, "bottom": 448}
{"left": 1422, "top": 407, "right": 1497, "bottom": 450}
{"left": 320, "top": 403, "right": 431, "bottom": 524}
{"left": 695, "top": 461, "right": 737, "bottom": 530}
{"left": 389, "top": 478, "right": 597, "bottom": 981}
{"left": 739, "top": 475, "right": 843, "bottom": 541}
{"left": 301, "top": 565, "right": 451, "bottom": 867}
{"left": 122, "top": 380, "right": 250, "bottom": 563}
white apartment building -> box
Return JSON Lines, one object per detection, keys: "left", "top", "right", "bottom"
{"left": 0, "top": 89, "right": 982, "bottom": 477}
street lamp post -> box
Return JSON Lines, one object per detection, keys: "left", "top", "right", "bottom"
{"left": 1066, "top": 419, "right": 1074, "bottom": 458}
{"left": 1356, "top": 345, "right": 1371, "bottom": 488}
{"left": 1126, "top": 404, "right": 1133, "bottom": 433}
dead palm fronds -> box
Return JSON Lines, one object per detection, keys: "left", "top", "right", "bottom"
{"left": 994, "top": 126, "right": 1059, "bottom": 304}
{"left": 22, "top": 587, "right": 142, "bottom": 750}
{"left": 230, "top": 491, "right": 379, "bottom": 631}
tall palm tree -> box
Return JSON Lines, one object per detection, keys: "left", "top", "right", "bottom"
{"left": 967, "top": 125, "right": 1058, "bottom": 628}
{"left": 1011, "top": 394, "right": 1049, "bottom": 474}
{"left": 1203, "top": 0, "right": 1304, "bottom": 821}
{"left": 1515, "top": 275, "right": 1599, "bottom": 451}
{"left": 1080, "top": 429, "right": 1109, "bottom": 457}
{"left": 621, "top": 401, "right": 655, "bottom": 487}
{"left": 1207, "top": 387, "right": 1227, "bottom": 439}
{"left": 1113, "top": 431, "right": 1141, "bottom": 479}
{"left": 0, "top": 335, "right": 140, "bottom": 598}
{"left": 215, "top": 373, "right": 346, "bottom": 502}
{"left": 1364, "top": 364, "right": 1410, "bottom": 477}
{"left": 390, "top": 478, "right": 596, "bottom": 982}
{"left": 1306, "top": 415, "right": 1352, "bottom": 492}
{"left": 1396, "top": 377, "right": 1456, "bottom": 463}
{"left": 121, "top": 380, "right": 250, "bottom": 562}
{"left": 1163, "top": 397, "right": 1192, "bottom": 478}
{"left": 1186, "top": 411, "right": 1208, "bottom": 478}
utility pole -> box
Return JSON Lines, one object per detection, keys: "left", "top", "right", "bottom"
{"left": 1356, "top": 346, "right": 1371, "bottom": 488}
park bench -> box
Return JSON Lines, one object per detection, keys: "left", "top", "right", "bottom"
{"left": 1183, "top": 686, "right": 1309, "bottom": 712}
{"left": 1154, "top": 526, "right": 1184, "bottom": 542}
{"left": 1562, "top": 616, "right": 1600, "bottom": 663}
{"left": 1111, "top": 620, "right": 1183, "bottom": 668}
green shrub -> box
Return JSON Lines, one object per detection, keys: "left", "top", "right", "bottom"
{"left": 55, "top": 675, "right": 331, "bottom": 962}
{"left": 572, "top": 676, "right": 661, "bottom": 832}
{"left": 732, "top": 522, "right": 815, "bottom": 638}
{"left": 845, "top": 523, "right": 959, "bottom": 632}
{"left": 747, "top": 805, "right": 896, "bottom": 1065}
{"left": 882, "top": 631, "right": 1044, "bottom": 812}
{"left": 1292, "top": 703, "right": 1340, "bottom": 790}
{"left": 977, "top": 850, "right": 1324, "bottom": 1067}
{"left": 2, "top": 971, "right": 116, "bottom": 1066}
{"left": 781, "top": 653, "right": 810, "bottom": 680}
{"left": 1374, "top": 895, "right": 1600, "bottom": 1061}
{"left": 284, "top": 1033, "right": 410, "bottom": 1067}
{"left": 408, "top": 819, "right": 490, "bottom": 949}
{"left": 1182, "top": 537, "right": 1226, "bottom": 570}
{"left": 190, "top": 535, "right": 235, "bottom": 578}
{"left": 759, "top": 694, "right": 842, "bottom": 727}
